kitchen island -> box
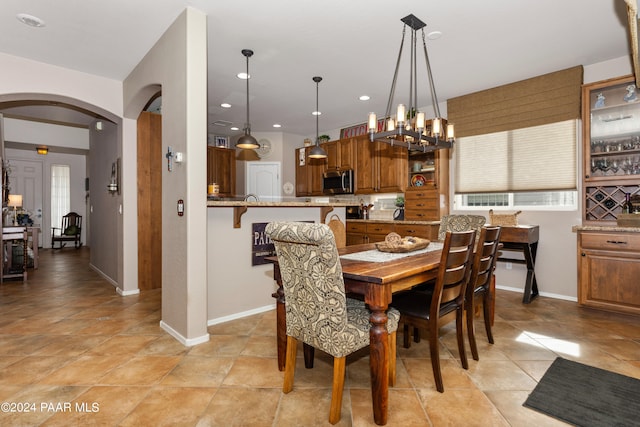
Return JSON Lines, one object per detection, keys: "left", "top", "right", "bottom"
{"left": 206, "top": 200, "right": 349, "bottom": 324}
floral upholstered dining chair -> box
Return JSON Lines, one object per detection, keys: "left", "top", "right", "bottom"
{"left": 265, "top": 221, "right": 399, "bottom": 424}
{"left": 437, "top": 214, "right": 486, "bottom": 241}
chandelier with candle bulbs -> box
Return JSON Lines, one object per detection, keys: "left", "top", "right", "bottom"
{"left": 367, "top": 14, "right": 454, "bottom": 152}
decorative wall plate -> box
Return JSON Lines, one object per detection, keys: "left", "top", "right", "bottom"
{"left": 411, "top": 174, "right": 427, "bottom": 186}
{"left": 256, "top": 138, "right": 272, "bottom": 158}
{"left": 283, "top": 182, "right": 294, "bottom": 195}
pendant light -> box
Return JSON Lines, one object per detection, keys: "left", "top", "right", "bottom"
{"left": 236, "top": 49, "right": 260, "bottom": 149}
{"left": 308, "top": 76, "right": 327, "bottom": 159}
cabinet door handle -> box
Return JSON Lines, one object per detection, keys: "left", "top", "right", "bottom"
{"left": 606, "top": 240, "right": 628, "bottom": 245}
{"left": 581, "top": 253, "right": 586, "bottom": 256}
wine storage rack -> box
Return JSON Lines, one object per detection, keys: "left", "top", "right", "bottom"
{"left": 585, "top": 184, "right": 640, "bottom": 222}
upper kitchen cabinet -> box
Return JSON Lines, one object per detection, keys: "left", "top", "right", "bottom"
{"left": 324, "top": 138, "right": 356, "bottom": 172}
{"left": 582, "top": 75, "right": 640, "bottom": 223}
{"left": 207, "top": 146, "right": 236, "bottom": 197}
{"left": 354, "top": 135, "right": 407, "bottom": 194}
{"left": 295, "top": 146, "right": 325, "bottom": 196}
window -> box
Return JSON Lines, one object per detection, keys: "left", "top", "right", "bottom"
{"left": 51, "top": 165, "right": 70, "bottom": 232}
{"left": 454, "top": 119, "right": 579, "bottom": 210}
{"left": 456, "top": 191, "right": 577, "bottom": 210}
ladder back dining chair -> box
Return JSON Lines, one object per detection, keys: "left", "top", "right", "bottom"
{"left": 466, "top": 225, "right": 502, "bottom": 361}
{"left": 391, "top": 229, "right": 476, "bottom": 392}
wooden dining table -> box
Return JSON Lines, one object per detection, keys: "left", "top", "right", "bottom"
{"left": 266, "top": 242, "right": 443, "bottom": 426}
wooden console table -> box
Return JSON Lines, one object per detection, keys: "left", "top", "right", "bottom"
{"left": 497, "top": 225, "right": 540, "bottom": 303}
{"left": 27, "top": 226, "right": 39, "bottom": 269}
{"left": 2, "top": 226, "right": 28, "bottom": 282}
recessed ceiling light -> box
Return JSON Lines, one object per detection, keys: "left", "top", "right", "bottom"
{"left": 230, "top": 126, "right": 239, "bottom": 131}
{"left": 220, "top": 103, "right": 231, "bottom": 108}
{"left": 273, "top": 124, "right": 281, "bottom": 128}
{"left": 359, "top": 95, "right": 370, "bottom": 101}
{"left": 16, "top": 13, "right": 45, "bottom": 28}
{"left": 427, "top": 31, "right": 442, "bottom": 40}
{"left": 237, "top": 73, "right": 249, "bottom": 80}
{"left": 312, "top": 111, "right": 321, "bottom": 116}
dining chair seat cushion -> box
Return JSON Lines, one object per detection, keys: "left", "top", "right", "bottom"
{"left": 391, "top": 290, "right": 457, "bottom": 320}
{"left": 266, "top": 221, "right": 399, "bottom": 358}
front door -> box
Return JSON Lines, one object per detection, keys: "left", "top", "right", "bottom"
{"left": 9, "top": 159, "right": 44, "bottom": 246}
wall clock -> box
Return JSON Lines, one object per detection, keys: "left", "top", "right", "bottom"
{"left": 256, "top": 138, "right": 272, "bottom": 158}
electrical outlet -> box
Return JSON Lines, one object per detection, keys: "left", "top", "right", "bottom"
{"left": 506, "top": 262, "right": 513, "bottom": 270}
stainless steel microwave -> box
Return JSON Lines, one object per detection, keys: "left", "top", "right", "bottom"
{"left": 322, "top": 169, "right": 354, "bottom": 195}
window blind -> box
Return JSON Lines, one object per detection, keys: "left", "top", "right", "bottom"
{"left": 447, "top": 66, "right": 583, "bottom": 138}
{"left": 455, "top": 120, "right": 577, "bottom": 193}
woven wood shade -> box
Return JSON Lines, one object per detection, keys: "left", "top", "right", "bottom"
{"left": 447, "top": 66, "right": 583, "bottom": 138}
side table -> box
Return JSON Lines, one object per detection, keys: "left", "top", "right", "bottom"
{"left": 497, "top": 225, "right": 540, "bottom": 303}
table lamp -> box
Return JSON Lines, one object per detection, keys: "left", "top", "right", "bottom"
{"left": 7, "top": 194, "right": 23, "bottom": 226}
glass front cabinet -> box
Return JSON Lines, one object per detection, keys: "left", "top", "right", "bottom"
{"left": 583, "top": 75, "right": 640, "bottom": 223}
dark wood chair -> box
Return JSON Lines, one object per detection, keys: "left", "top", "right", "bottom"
{"left": 466, "top": 226, "right": 502, "bottom": 361}
{"left": 391, "top": 229, "right": 476, "bottom": 392}
{"left": 51, "top": 212, "right": 82, "bottom": 249}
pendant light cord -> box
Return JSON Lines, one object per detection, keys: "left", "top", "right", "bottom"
{"left": 242, "top": 49, "right": 254, "bottom": 133}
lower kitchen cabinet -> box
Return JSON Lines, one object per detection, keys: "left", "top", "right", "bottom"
{"left": 577, "top": 229, "right": 640, "bottom": 316}
{"left": 346, "top": 221, "right": 439, "bottom": 246}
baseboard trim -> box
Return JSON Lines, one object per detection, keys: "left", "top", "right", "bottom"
{"left": 208, "top": 304, "right": 276, "bottom": 326}
{"left": 160, "top": 321, "right": 210, "bottom": 347}
{"left": 495, "top": 285, "right": 577, "bottom": 302}
{"left": 116, "top": 287, "right": 140, "bottom": 296}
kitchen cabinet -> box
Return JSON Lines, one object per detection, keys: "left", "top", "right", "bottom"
{"left": 394, "top": 223, "right": 439, "bottom": 240}
{"left": 346, "top": 221, "right": 439, "bottom": 246}
{"left": 346, "top": 221, "right": 394, "bottom": 245}
{"left": 404, "top": 148, "right": 450, "bottom": 221}
{"left": 207, "top": 146, "right": 236, "bottom": 197}
{"left": 295, "top": 147, "right": 325, "bottom": 196}
{"left": 577, "top": 229, "right": 640, "bottom": 315}
{"left": 582, "top": 75, "right": 640, "bottom": 223}
{"left": 355, "top": 135, "right": 407, "bottom": 194}
{"left": 324, "top": 138, "right": 355, "bottom": 172}
{"left": 404, "top": 189, "right": 440, "bottom": 221}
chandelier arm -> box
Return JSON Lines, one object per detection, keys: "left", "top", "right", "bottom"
{"left": 410, "top": 27, "right": 416, "bottom": 120}
{"left": 385, "top": 25, "right": 407, "bottom": 122}
{"left": 421, "top": 30, "right": 441, "bottom": 118}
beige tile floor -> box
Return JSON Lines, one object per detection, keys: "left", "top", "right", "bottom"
{"left": 1, "top": 248, "right": 640, "bottom": 426}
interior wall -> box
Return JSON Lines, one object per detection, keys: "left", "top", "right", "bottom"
{"left": 452, "top": 56, "right": 633, "bottom": 301}
{"left": 0, "top": 53, "right": 124, "bottom": 287}
{"left": 88, "top": 119, "right": 119, "bottom": 280}
{"left": 123, "top": 8, "right": 209, "bottom": 344}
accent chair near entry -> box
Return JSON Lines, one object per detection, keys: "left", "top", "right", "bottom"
{"left": 51, "top": 212, "right": 82, "bottom": 249}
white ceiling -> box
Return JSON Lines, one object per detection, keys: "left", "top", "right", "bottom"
{"left": 0, "top": 0, "right": 633, "bottom": 139}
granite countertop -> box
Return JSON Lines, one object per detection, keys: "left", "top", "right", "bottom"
{"left": 347, "top": 218, "right": 441, "bottom": 225}
{"left": 207, "top": 200, "right": 352, "bottom": 207}
{"left": 572, "top": 225, "right": 640, "bottom": 233}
